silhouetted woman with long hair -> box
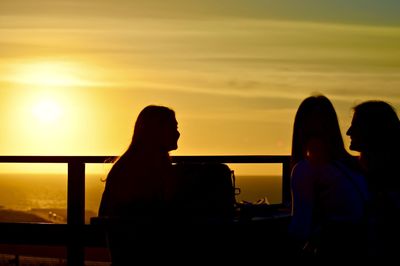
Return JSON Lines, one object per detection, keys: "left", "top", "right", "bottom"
{"left": 347, "top": 100, "right": 400, "bottom": 259}
{"left": 99, "top": 105, "right": 180, "bottom": 218}
{"left": 98, "top": 105, "right": 180, "bottom": 265}
{"left": 289, "top": 95, "right": 368, "bottom": 260}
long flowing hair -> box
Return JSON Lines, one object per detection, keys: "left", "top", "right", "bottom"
{"left": 125, "top": 105, "right": 176, "bottom": 155}
{"left": 104, "top": 105, "right": 176, "bottom": 179}
{"left": 353, "top": 101, "right": 400, "bottom": 189}
{"left": 353, "top": 101, "right": 400, "bottom": 152}
{"left": 291, "top": 95, "right": 352, "bottom": 169}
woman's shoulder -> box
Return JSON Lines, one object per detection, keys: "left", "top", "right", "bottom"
{"left": 292, "top": 160, "right": 318, "bottom": 179}
{"left": 291, "top": 160, "right": 320, "bottom": 191}
{"left": 105, "top": 157, "right": 136, "bottom": 181}
{"left": 293, "top": 159, "right": 323, "bottom": 173}
{"left": 292, "top": 159, "right": 347, "bottom": 179}
{"left": 333, "top": 158, "right": 364, "bottom": 177}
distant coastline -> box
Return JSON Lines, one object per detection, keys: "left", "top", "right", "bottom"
{"left": 0, "top": 206, "right": 98, "bottom": 224}
{"left": 0, "top": 173, "right": 282, "bottom": 224}
{"left": 0, "top": 207, "right": 50, "bottom": 223}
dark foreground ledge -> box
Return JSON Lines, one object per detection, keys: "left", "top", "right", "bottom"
{"left": 0, "top": 210, "right": 292, "bottom": 262}
{"left": 89, "top": 213, "right": 292, "bottom": 263}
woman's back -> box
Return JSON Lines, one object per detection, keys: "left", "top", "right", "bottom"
{"left": 99, "top": 151, "right": 172, "bottom": 218}
{"left": 290, "top": 160, "right": 367, "bottom": 235}
{"left": 290, "top": 159, "right": 368, "bottom": 259}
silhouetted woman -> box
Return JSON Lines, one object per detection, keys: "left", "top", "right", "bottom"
{"left": 99, "top": 105, "right": 180, "bottom": 217}
{"left": 98, "top": 105, "right": 180, "bottom": 265}
{"left": 289, "top": 95, "right": 368, "bottom": 260}
{"left": 347, "top": 100, "right": 400, "bottom": 259}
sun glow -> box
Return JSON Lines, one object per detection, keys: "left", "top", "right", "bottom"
{"left": 9, "top": 61, "right": 95, "bottom": 88}
{"left": 3, "top": 59, "right": 111, "bottom": 157}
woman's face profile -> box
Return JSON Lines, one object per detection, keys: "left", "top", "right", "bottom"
{"left": 161, "top": 116, "right": 180, "bottom": 152}
{"left": 347, "top": 113, "right": 364, "bottom": 152}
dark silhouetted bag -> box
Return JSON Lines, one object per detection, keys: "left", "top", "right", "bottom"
{"left": 173, "top": 162, "right": 237, "bottom": 222}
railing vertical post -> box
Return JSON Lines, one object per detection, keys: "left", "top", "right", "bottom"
{"left": 282, "top": 158, "right": 291, "bottom": 209}
{"left": 67, "top": 162, "right": 85, "bottom": 266}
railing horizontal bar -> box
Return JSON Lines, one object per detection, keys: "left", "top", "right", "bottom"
{"left": 172, "top": 155, "right": 290, "bottom": 164}
{"left": 0, "top": 156, "right": 114, "bottom": 163}
{"left": 0, "top": 155, "right": 290, "bottom": 164}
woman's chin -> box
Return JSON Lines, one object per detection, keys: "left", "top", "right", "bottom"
{"left": 349, "top": 142, "right": 361, "bottom": 152}
{"left": 167, "top": 144, "right": 178, "bottom": 152}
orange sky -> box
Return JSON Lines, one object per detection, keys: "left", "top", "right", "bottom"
{"left": 1, "top": 1, "right": 399, "bottom": 174}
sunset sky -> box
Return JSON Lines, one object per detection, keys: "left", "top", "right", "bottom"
{"left": 1, "top": 0, "right": 399, "bottom": 165}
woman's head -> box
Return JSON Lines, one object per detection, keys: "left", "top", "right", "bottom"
{"left": 291, "top": 95, "right": 349, "bottom": 165}
{"left": 130, "top": 105, "right": 180, "bottom": 152}
{"left": 347, "top": 101, "right": 400, "bottom": 153}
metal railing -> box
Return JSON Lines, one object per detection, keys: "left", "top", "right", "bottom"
{"left": 0, "top": 155, "right": 291, "bottom": 266}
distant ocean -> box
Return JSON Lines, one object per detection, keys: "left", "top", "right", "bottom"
{"left": 0, "top": 173, "right": 282, "bottom": 223}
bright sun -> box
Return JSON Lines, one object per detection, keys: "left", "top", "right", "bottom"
{"left": 33, "top": 99, "right": 62, "bottom": 123}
